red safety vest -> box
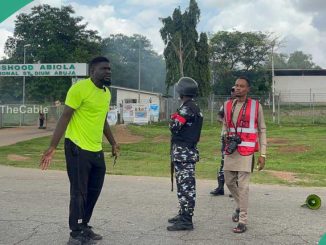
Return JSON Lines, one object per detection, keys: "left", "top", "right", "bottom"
{"left": 225, "top": 98, "right": 259, "bottom": 156}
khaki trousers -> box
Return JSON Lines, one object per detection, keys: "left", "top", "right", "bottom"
{"left": 224, "top": 171, "right": 250, "bottom": 224}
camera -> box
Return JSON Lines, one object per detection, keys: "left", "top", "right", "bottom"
{"left": 225, "top": 135, "right": 242, "bottom": 154}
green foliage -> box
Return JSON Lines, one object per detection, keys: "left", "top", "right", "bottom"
{"left": 1, "top": 4, "right": 101, "bottom": 103}
{"left": 210, "top": 31, "right": 273, "bottom": 95}
{"left": 195, "top": 33, "right": 211, "bottom": 96}
{"left": 233, "top": 69, "right": 271, "bottom": 96}
{"left": 267, "top": 53, "right": 288, "bottom": 69}
{"left": 160, "top": 0, "right": 210, "bottom": 96}
{"left": 101, "top": 34, "right": 165, "bottom": 93}
{"left": 267, "top": 51, "right": 321, "bottom": 69}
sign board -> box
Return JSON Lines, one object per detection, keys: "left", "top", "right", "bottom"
{"left": 149, "top": 104, "right": 159, "bottom": 122}
{"left": 134, "top": 104, "right": 149, "bottom": 124}
{"left": 122, "top": 103, "right": 135, "bottom": 124}
{"left": 0, "top": 63, "right": 87, "bottom": 76}
{"left": 107, "top": 109, "right": 118, "bottom": 125}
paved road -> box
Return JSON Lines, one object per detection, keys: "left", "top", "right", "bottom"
{"left": 0, "top": 126, "right": 53, "bottom": 147}
{"left": 0, "top": 165, "right": 325, "bottom": 245}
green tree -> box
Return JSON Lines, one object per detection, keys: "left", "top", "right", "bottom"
{"left": 2, "top": 4, "right": 101, "bottom": 103}
{"left": 287, "top": 51, "right": 320, "bottom": 69}
{"left": 241, "top": 32, "right": 272, "bottom": 70}
{"left": 195, "top": 33, "right": 210, "bottom": 96}
{"left": 267, "top": 53, "right": 288, "bottom": 69}
{"left": 160, "top": 0, "right": 210, "bottom": 96}
{"left": 266, "top": 51, "right": 321, "bottom": 69}
{"left": 210, "top": 31, "right": 273, "bottom": 95}
{"left": 101, "top": 34, "right": 165, "bottom": 93}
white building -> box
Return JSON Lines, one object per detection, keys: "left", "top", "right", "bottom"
{"left": 111, "top": 86, "right": 162, "bottom": 106}
{"left": 274, "top": 69, "right": 326, "bottom": 103}
{"left": 110, "top": 86, "right": 164, "bottom": 123}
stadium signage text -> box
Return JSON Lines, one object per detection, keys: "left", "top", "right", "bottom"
{"left": 0, "top": 63, "right": 87, "bottom": 76}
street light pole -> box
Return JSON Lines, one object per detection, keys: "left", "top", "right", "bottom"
{"left": 271, "top": 42, "right": 276, "bottom": 123}
{"left": 138, "top": 39, "right": 141, "bottom": 104}
{"left": 23, "top": 44, "right": 31, "bottom": 105}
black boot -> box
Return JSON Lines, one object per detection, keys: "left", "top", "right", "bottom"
{"left": 168, "top": 214, "right": 181, "bottom": 224}
{"left": 210, "top": 176, "right": 224, "bottom": 196}
{"left": 167, "top": 214, "right": 193, "bottom": 231}
{"left": 168, "top": 210, "right": 182, "bottom": 223}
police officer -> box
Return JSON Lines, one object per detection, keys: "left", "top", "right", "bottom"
{"left": 167, "top": 77, "right": 203, "bottom": 231}
{"left": 210, "top": 86, "right": 235, "bottom": 196}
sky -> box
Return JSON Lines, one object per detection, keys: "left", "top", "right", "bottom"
{"left": 0, "top": 0, "right": 325, "bottom": 67}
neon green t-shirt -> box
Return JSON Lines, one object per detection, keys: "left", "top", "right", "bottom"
{"left": 65, "top": 78, "right": 111, "bottom": 152}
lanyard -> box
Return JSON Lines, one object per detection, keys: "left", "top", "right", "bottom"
{"left": 229, "top": 99, "right": 248, "bottom": 134}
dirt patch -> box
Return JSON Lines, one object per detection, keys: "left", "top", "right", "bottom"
{"left": 267, "top": 138, "right": 289, "bottom": 144}
{"left": 152, "top": 135, "right": 170, "bottom": 143}
{"left": 278, "top": 145, "right": 310, "bottom": 153}
{"left": 267, "top": 170, "right": 298, "bottom": 182}
{"left": 7, "top": 154, "right": 31, "bottom": 161}
{"left": 113, "top": 125, "right": 144, "bottom": 144}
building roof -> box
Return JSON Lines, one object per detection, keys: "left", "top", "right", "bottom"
{"left": 110, "top": 85, "right": 162, "bottom": 96}
{"left": 274, "top": 69, "right": 326, "bottom": 76}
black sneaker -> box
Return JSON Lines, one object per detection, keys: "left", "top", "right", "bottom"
{"left": 82, "top": 225, "right": 103, "bottom": 240}
{"left": 67, "top": 232, "right": 95, "bottom": 245}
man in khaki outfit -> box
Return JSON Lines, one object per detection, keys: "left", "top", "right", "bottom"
{"left": 223, "top": 76, "right": 266, "bottom": 233}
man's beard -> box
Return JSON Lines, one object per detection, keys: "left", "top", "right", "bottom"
{"left": 102, "top": 78, "right": 111, "bottom": 87}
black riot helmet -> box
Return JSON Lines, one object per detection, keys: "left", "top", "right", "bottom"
{"left": 175, "top": 77, "right": 199, "bottom": 97}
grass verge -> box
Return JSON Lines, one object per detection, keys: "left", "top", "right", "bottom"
{"left": 0, "top": 122, "right": 325, "bottom": 186}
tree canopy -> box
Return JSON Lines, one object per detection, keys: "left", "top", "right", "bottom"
{"left": 160, "top": 0, "right": 210, "bottom": 96}
{"left": 0, "top": 3, "right": 323, "bottom": 104}
{"left": 101, "top": 34, "right": 165, "bottom": 93}
{"left": 1, "top": 4, "right": 101, "bottom": 103}
{"left": 209, "top": 31, "right": 273, "bottom": 95}
{"left": 268, "top": 51, "right": 321, "bottom": 69}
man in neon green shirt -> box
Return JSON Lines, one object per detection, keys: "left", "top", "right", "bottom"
{"left": 40, "top": 56, "right": 119, "bottom": 245}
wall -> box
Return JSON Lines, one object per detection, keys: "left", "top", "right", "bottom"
{"left": 116, "top": 90, "right": 160, "bottom": 106}
{"left": 275, "top": 75, "right": 326, "bottom": 103}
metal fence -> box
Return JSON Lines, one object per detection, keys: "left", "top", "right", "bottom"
{"left": 271, "top": 93, "right": 326, "bottom": 125}
{"left": 162, "top": 93, "right": 326, "bottom": 125}
{"left": 1, "top": 93, "right": 326, "bottom": 128}
{"left": 0, "top": 104, "right": 64, "bottom": 128}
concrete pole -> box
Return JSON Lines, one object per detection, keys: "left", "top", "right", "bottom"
{"left": 22, "top": 44, "right": 31, "bottom": 105}
{"left": 138, "top": 40, "right": 141, "bottom": 104}
{"left": 271, "top": 44, "right": 276, "bottom": 123}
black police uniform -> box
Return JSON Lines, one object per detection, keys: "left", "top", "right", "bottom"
{"left": 168, "top": 98, "right": 203, "bottom": 230}
{"left": 210, "top": 104, "right": 226, "bottom": 195}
